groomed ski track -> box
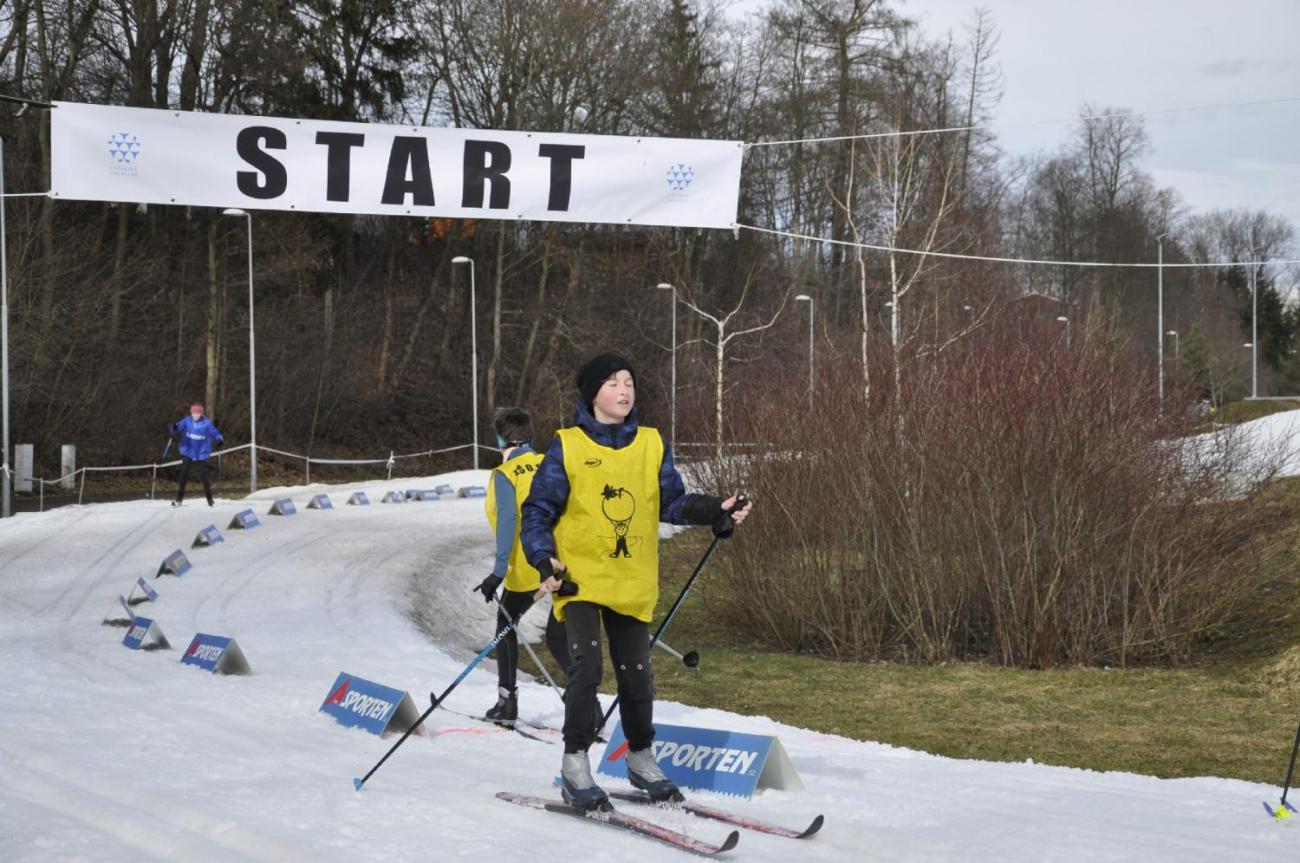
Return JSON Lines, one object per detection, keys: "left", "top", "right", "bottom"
{"left": 0, "top": 470, "right": 1293, "bottom": 862}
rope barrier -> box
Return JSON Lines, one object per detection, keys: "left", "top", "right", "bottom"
{"left": 6, "top": 439, "right": 483, "bottom": 512}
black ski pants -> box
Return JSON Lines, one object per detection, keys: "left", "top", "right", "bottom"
{"left": 562, "top": 601, "right": 654, "bottom": 754}
{"left": 495, "top": 588, "right": 570, "bottom": 691}
{"left": 176, "top": 456, "right": 212, "bottom": 503}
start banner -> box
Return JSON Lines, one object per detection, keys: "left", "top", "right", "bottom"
{"left": 51, "top": 101, "right": 743, "bottom": 230}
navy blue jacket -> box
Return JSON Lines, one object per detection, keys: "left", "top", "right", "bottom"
{"left": 520, "top": 400, "right": 720, "bottom": 568}
{"left": 170, "top": 416, "right": 224, "bottom": 461}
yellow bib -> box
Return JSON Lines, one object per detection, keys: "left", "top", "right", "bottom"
{"left": 485, "top": 449, "right": 545, "bottom": 592}
{"left": 552, "top": 426, "right": 663, "bottom": 622}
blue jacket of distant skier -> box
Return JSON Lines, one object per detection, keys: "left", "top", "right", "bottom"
{"left": 170, "top": 416, "right": 224, "bottom": 461}
{"left": 520, "top": 399, "right": 716, "bottom": 569}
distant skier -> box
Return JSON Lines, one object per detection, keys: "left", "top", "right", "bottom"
{"left": 169, "top": 403, "right": 223, "bottom": 507}
{"left": 473, "top": 407, "right": 571, "bottom": 722}
{"left": 521, "top": 351, "right": 752, "bottom": 812}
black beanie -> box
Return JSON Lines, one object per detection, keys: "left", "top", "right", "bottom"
{"left": 576, "top": 352, "right": 636, "bottom": 411}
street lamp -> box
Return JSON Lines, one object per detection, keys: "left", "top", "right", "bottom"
{"left": 1166, "top": 330, "right": 1179, "bottom": 361}
{"left": 452, "top": 256, "right": 479, "bottom": 469}
{"left": 655, "top": 283, "right": 677, "bottom": 452}
{"left": 795, "top": 294, "right": 814, "bottom": 402}
{"left": 1249, "top": 262, "right": 1259, "bottom": 399}
{"left": 1156, "top": 234, "right": 1166, "bottom": 403}
{"left": 1056, "top": 315, "right": 1070, "bottom": 346}
{"left": 222, "top": 208, "right": 257, "bottom": 493}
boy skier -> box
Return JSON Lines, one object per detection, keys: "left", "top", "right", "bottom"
{"left": 521, "top": 352, "right": 751, "bottom": 811}
{"left": 170, "top": 403, "right": 224, "bottom": 507}
{"left": 473, "top": 407, "right": 570, "bottom": 722}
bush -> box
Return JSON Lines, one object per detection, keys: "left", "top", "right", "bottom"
{"left": 701, "top": 316, "right": 1284, "bottom": 668}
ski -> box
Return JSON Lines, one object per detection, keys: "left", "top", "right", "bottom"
{"left": 435, "top": 702, "right": 556, "bottom": 743}
{"left": 496, "top": 792, "right": 739, "bottom": 857}
{"left": 606, "top": 789, "right": 824, "bottom": 839}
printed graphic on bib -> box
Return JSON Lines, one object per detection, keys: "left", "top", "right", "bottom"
{"left": 600, "top": 484, "right": 641, "bottom": 558}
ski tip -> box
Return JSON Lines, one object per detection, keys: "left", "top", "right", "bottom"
{"left": 801, "top": 814, "right": 825, "bottom": 838}
{"left": 352, "top": 778, "right": 365, "bottom": 791}
{"left": 719, "top": 829, "right": 740, "bottom": 854}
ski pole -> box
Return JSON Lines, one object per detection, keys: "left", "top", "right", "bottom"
{"left": 495, "top": 592, "right": 566, "bottom": 706}
{"left": 161, "top": 437, "right": 173, "bottom": 462}
{"left": 653, "top": 638, "right": 700, "bottom": 668}
{"left": 1281, "top": 722, "right": 1300, "bottom": 812}
{"left": 599, "top": 496, "right": 746, "bottom": 728}
{"left": 353, "top": 581, "right": 577, "bottom": 791}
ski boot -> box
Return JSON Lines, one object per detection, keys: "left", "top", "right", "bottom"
{"left": 560, "top": 751, "right": 611, "bottom": 812}
{"left": 626, "top": 747, "right": 683, "bottom": 803}
{"left": 485, "top": 686, "right": 518, "bottom": 723}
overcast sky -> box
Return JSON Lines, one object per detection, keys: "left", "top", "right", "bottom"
{"left": 733, "top": 0, "right": 1300, "bottom": 243}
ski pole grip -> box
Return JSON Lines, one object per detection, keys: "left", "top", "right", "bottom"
{"left": 727, "top": 494, "right": 749, "bottom": 513}
{"left": 557, "top": 579, "right": 579, "bottom": 597}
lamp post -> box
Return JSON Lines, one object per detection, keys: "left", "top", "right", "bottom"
{"left": 1167, "top": 330, "right": 1179, "bottom": 361}
{"left": 1, "top": 138, "right": 10, "bottom": 518}
{"left": 795, "top": 294, "right": 814, "bottom": 402}
{"left": 1057, "top": 315, "right": 1070, "bottom": 347}
{"left": 655, "top": 283, "right": 677, "bottom": 452}
{"left": 1157, "top": 234, "right": 1166, "bottom": 404}
{"left": 1250, "top": 263, "right": 1258, "bottom": 399}
{"left": 222, "top": 208, "right": 256, "bottom": 493}
{"left": 452, "top": 256, "right": 479, "bottom": 469}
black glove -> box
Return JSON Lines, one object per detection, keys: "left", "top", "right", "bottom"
{"left": 535, "top": 558, "right": 580, "bottom": 597}
{"left": 472, "top": 573, "right": 503, "bottom": 603}
{"left": 712, "top": 496, "right": 748, "bottom": 539}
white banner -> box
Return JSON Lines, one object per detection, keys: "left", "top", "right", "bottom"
{"left": 50, "top": 101, "right": 743, "bottom": 229}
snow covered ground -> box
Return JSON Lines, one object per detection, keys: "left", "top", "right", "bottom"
{"left": 0, "top": 469, "right": 1295, "bottom": 862}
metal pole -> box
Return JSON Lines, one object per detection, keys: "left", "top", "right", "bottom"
{"left": 1, "top": 138, "right": 10, "bottom": 518}
{"left": 246, "top": 214, "right": 257, "bottom": 492}
{"left": 670, "top": 286, "right": 677, "bottom": 453}
{"left": 1251, "top": 264, "right": 1258, "bottom": 399}
{"left": 469, "top": 260, "right": 478, "bottom": 469}
{"left": 808, "top": 298, "right": 815, "bottom": 403}
{"left": 1157, "top": 238, "right": 1164, "bottom": 404}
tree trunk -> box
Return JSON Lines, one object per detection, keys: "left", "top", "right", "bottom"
{"left": 487, "top": 225, "right": 506, "bottom": 413}
{"left": 514, "top": 228, "right": 554, "bottom": 403}
{"left": 205, "top": 219, "right": 220, "bottom": 412}
{"left": 179, "top": 0, "right": 211, "bottom": 111}
{"left": 715, "top": 330, "right": 724, "bottom": 462}
{"left": 108, "top": 205, "right": 129, "bottom": 346}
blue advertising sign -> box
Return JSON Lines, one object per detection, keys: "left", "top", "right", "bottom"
{"left": 130, "top": 577, "right": 158, "bottom": 604}
{"left": 457, "top": 486, "right": 488, "bottom": 498}
{"left": 435, "top": 484, "right": 454, "bottom": 495}
{"left": 122, "top": 617, "right": 170, "bottom": 651}
{"left": 381, "top": 491, "right": 404, "bottom": 504}
{"left": 228, "top": 509, "right": 261, "bottom": 530}
{"left": 308, "top": 494, "right": 333, "bottom": 510}
{"left": 318, "top": 672, "right": 421, "bottom": 737}
{"left": 269, "top": 498, "right": 297, "bottom": 516}
{"left": 347, "top": 491, "right": 370, "bottom": 506}
{"left": 102, "top": 595, "right": 135, "bottom": 626}
{"left": 156, "top": 549, "right": 192, "bottom": 577}
{"left": 411, "top": 489, "right": 441, "bottom": 501}
{"left": 192, "top": 524, "right": 225, "bottom": 548}
{"left": 180, "top": 633, "right": 251, "bottom": 674}
{"left": 597, "top": 721, "right": 804, "bottom": 797}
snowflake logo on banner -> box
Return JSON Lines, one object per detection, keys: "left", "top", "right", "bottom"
{"left": 107, "top": 132, "right": 142, "bottom": 165}
{"left": 666, "top": 163, "right": 695, "bottom": 192}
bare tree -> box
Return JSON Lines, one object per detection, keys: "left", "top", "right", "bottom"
{"left": 677, "top": 269, "right": 789, "bottom": 459}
